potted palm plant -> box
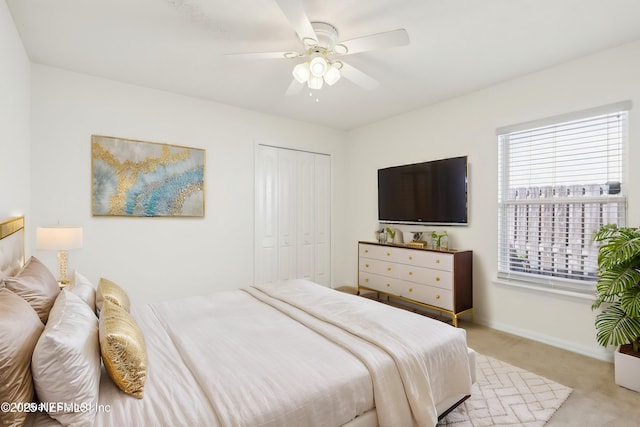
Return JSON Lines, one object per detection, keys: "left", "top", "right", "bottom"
{"left": 592, "top": 224, "right": 640, "bottom": 392}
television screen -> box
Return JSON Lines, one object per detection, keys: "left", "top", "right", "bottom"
{"left": 378, "top": 156, "right": 468, "bottom": 225}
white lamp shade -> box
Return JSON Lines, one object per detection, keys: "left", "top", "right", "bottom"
{"left": 323, "top": 63, "right": 341, "bottom": 86}
{"left": 309, "top": 57, "right": 328, "bottom": 77}
{"left": 292, "top": 62, "right": 310, "bottom": 83}
{"left": 307, "top": 75, "right": 324, "bottom": 90}
{"left": 37, "top": 227, "right": 83, "bottom": 251}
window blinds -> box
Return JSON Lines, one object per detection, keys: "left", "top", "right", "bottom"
{"left": 497, "top": 107, "right": 628, "bottom": 290}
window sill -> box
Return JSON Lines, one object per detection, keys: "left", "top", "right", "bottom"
{"left": 493, "top": 277, "right": 596, "bottom": 303}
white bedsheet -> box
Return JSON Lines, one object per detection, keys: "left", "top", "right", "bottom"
{"left": 248, "top": 280, "right": 472, "bottom": 426}
{"left": 91, "top": 286, "right": 374, "bottom": 427}
{"left": 32, "top": 279, "right": 471, "bottom": 427}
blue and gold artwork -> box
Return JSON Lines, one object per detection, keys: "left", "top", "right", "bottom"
{"left": 92, "top": 135, "right": 205, "bottom": 217}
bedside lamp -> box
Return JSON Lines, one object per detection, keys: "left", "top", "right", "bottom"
{"left": 36, "top": 226, "right": 83, "bottom": 286}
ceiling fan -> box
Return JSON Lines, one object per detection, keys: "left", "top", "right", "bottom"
{"left": 227, "top": 0, "right": 410, "bottom": 95}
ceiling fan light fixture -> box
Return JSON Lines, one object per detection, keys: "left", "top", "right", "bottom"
{"left": 323, "top": 63, "right": 341, "bottom": 86}
{"left": 333, "top": 44, "right": 348, "bottom": 55}
{"left": 292, "top": 61, "right": 310, "bottom": 83}
{"left": 302, "top": 37, "right": 318, "bottom": 49}
{"left": 309, "top": 57, "right": 328, "bottom": 77}
{"left": 308, "top": 75, "right": 324, "bottom": 90}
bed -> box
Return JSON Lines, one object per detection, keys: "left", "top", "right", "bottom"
{"left": 0, "top": 216, "right": 475, "bottom": 427}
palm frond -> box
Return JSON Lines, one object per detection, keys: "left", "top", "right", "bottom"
{"left": 620, "top": 286, "right": 640, "bottom": 318}
{"left": 595, "top": 303, "right": 640, "bottom": 347}
{"left": 592, "top": 293, "right": 616, "bottom": 310}
{"left": 596, "top": 266, "right": 640, "bottom": 296}
{"left": 593, "top": 224, "right": 619, "bottom": 242}
{"left": 597, "top": 230, "right": 640, "bottom": 269}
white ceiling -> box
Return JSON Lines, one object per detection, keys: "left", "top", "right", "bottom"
{"left": 7, "top": 0, "right": 640, "bottom": 130}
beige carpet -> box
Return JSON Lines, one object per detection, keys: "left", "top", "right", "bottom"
{"left": 438, "top": 354, "right": 572, "bottom": 427}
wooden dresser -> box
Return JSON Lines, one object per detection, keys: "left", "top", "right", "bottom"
{"left": 358, "top": 241, "right": 473, "bottom": 326}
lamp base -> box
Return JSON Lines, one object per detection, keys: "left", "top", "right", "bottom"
{"left": 57, "top": 250, "right": 70, "bottom": 286}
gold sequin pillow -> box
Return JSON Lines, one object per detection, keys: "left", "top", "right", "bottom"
{"left": 98, "top": 302, "right": 146, "bottom": 398}
{"left": 96, "top": 278, "right": 130, "bottom": 315}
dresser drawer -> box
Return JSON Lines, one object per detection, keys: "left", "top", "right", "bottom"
{"left": 400, "top": 249, "right": 453, "bottom": 271}
{"left": 399, "top": 283, "right": 454, "bottom": 311}
{"left": 359, "top": 272, "right": 400, "bottom": 294}
{"left": 359, "top": 258, "right": 397, "bottom": 277}
{"left": 359, "top": 243, "right": 396, "bottom": 261}
{"left": 395, "top": 264, "right": 453, "bottom": 290}
{"left": 360, "top": 243, "right": 453, "bottom": 271}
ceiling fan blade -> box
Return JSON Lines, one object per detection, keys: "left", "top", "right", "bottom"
{"left": 285, "top": 79, "right": 304, "bottom": 96}
{"left": 340, "top": 62, "right": 380, "bottom": 90}
{"left": 274, "top": 0, "right": 317, "bottom": 43}
{"left": 225, "top": 51, "right": 296, "bottom": 60}
{"left": 341, "top": 29, "right": 409, "bottom": 55}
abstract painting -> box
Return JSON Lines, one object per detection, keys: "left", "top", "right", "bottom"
{"left": 92, "top": 135, "right": 205, "bottom": 217}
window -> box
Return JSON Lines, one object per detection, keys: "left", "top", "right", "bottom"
{"left": 497, "top": 102, "right": 629, "bottom": 293}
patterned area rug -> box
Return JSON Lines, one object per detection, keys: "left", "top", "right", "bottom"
{"left": 438, "top": 354, "right": 572, "bottom": 426}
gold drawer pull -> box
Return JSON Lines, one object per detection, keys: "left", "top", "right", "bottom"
{"left": 436, "top": 259, "right": 441, "bottom": 264}
{"left": 365, "top": 263, "right": 369, "bottom": 268}
{"left": 436, "top": 294, "right": 441, "bottom": 299}
{"left": 365, "top": 249, "right": 369, "bottom": 253}
{"left": 409, "top": 288, "right": 413, "bottom": 292}
{"left": 409, "top": 271, "right": 413, "bottom": 276}
{"left": 409, "top": 256, "right": 413, "bottom": 260}
{"left": 387, "top": 252, "right": 391, "bottom": 256}
{"left": 436, "top": 277, "right": 440, "bottom": 281}
{"left": 386, "top": 283, "right": 391, "bottom": 287}
{"left": 387, "top": 267, "right": 392, "bottom": 271}
{"left": 365, "top": 278, "right": 369, "bottom": 283}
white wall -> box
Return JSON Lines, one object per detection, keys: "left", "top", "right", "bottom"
{"left": 0, "top": 2, "right": 30, "bottom": 228}
{"left": 341, "top": 40, "right": 640, "bottom": 360}
{"left": 29, "top": 65, "right": 348, "bottom": 304}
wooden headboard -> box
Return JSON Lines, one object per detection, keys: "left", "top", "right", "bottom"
{"left": 0, "top": 216, "right": 25, "bottom": 281}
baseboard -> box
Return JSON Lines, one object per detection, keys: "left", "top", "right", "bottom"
{"left": 474, "top": 316, "right": 614, "bottom": 362}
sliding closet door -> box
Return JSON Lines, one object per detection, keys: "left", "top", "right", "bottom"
{"left": 314, "top": 154, "right": 331, "bottom": 286}
{"left": 277, "top": 149, "right": 298, "bottom": 280}
{"left": 254, "top": 145, "right": 278, "bottom": 284}
{"left": 254, "top": 144, "right": 331, "bottom": 286}
{"left": 297, "top": 151, "right": 316, "bottom": 281}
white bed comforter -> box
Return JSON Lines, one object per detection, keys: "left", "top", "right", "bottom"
{"left": 33, "top": 279, "right": 471, "bottom": 427}
{"left": 246, "top": 280, "right": 472, "bottom": 426}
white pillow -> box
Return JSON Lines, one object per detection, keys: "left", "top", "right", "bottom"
{"left": 3, "top": 256, "right": 59, "bottom": 323}
{"left": 0, "top": 288, "right": 44, "bottom": 427}
{"left": 67, "top": 271, "right": 97, "bottom": 314}
{"left": 32, "top": 290, "right": 100, "bottom": 426}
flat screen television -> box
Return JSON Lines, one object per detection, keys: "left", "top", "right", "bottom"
{"left": 378, "top": 156, "right": 468, "bottom": 225}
